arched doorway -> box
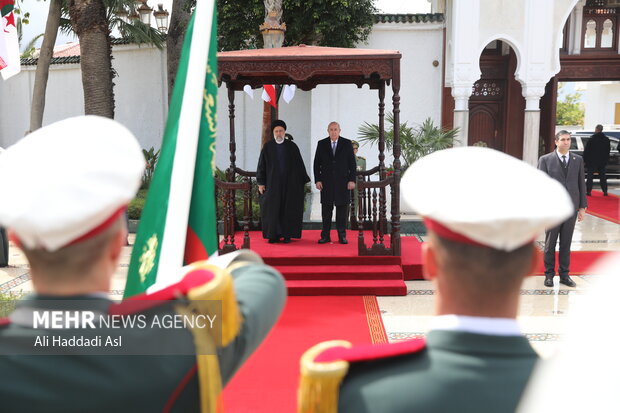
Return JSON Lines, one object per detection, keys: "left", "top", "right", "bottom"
{"left": 468, "top": 40, "right": 525, "bottom": 157}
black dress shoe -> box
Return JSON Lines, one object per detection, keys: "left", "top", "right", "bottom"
{"left": 544, "top": 277, "right": 554, "bottom": 287}
{"left": 338, "top": 237, "right": 348, "bottom": 244}
{"left": 604, "top": 192, "right": 608, "bottom": 196}
{"left": 268, "top": 238, "right": 279, "bottom": 244}
{"left": 282, "top": 238, "right": 291, "bottom": 243}
{"left": 318, "top": 238, "right": 331, "bottom": 244}
{"left": 559, "top": 276, "right": 576, "bottom": 287}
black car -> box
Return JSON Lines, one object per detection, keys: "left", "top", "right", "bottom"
{"left": 570, "top": 132, "right": 620, "bottom": 178}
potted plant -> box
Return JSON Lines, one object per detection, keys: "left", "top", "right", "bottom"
{"left": 357, "top": 114, "right": 459, "bottom": 214}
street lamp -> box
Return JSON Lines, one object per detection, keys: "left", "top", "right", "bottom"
{"left": 115, "top": 8, "right": 129, "bottom": 24}
{"left": 153, "top": 4, "right": 170, "bottom": 33}
{"left": 137, "top": 1, "right": 153, "bottom": 25}
{"left": 128, "top": 8, "right": 139, "bottom": 23}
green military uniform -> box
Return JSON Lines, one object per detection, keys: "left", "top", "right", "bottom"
{"left": 351, "top": 141, "right": 365, "bottom": 219}
{"left": 0, "top": 262, "right": 286, "bottom": 413}
{"left": 337, "top": 330, "right": 538, "bottom": 413}
{"left": 355, "top": 155, "right": 366, "bottom": 172}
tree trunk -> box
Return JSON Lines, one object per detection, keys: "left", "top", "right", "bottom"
{"left": 261, "top": 101, "right": 272, "bottom": 147}
{"left": 29, "top": 0, "right": 62, "bottom": 133}
{"left": 69, "top": 0, "right": 114, "bottom": 118}
{"left": 166, "top": 0, "right": 191, "bottom": 102}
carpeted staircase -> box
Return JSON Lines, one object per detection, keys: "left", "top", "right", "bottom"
{"left": 267, "top": 256, "right": 406, "bottom": 295}
{"left": 228, "top": 230, "right": 412, "bottom": 295}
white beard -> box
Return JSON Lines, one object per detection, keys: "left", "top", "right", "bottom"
{"left": 274, "top": 137, "right": 285, "bottom": 144}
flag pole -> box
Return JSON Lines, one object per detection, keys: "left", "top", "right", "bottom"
{"left": 156, "top": 0, "right": 214, "bottom": 284}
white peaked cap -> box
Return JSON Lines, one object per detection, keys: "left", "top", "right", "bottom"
{"left": 401, "top": 147, "right": 574, "bottom": 251}
{"left": 0, "top": 116, "right": 145, "bottom": 251}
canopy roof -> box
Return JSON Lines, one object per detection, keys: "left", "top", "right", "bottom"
{"left": 217, "top": 45, "right": 401, "bottom": 91}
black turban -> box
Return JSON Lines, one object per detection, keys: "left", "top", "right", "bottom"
{"left": 271, "top": 120, "right": 287, "bottom": 131}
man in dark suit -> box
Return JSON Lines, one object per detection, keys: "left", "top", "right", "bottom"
{"left": 298, "top": 147, "right": 575, "bottom": 413}
{"left": 313, "top": 121, "right": 357, "bottom": 244}
{"left": 538, "top": 130, "right": 588, "bottom": 288}
{"left": 584, "top": 124, "right": 611, "bottom": 196}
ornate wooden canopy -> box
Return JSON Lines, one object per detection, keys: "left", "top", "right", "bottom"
{"left": 215, "top": 45, "right": 403, "bottom": 257}
{"left": 217, "top": 45, "right": 401, "bottom": 91}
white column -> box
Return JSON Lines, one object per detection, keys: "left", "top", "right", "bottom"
{"left": 570, "top": 0, "right": 586, "bottom": 55}
{"left": 429, "top": 0, "right": 445, "bottom": 13}
{"left": 522, "top": 86, "right": 545, "bottom": 166}
{"left": 452, "top": 85, "right": 471, "bottom": 147}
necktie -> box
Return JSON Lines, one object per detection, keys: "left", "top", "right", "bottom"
{"left": 332, "top": 141, "right": 337, "bottom": 155}
{"left": 561, "top": 155, "right": 567, "bottom": 168}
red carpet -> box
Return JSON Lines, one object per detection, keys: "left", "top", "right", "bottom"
{"left": 533, "top": 251, "right": 611, "bottom": 275}
{"left": 222, "top": 296, "right": 386, "bottom": 412}
{"left": 402, "top": 236, "right": 424, "bottom": 280}
{"left": 586, "top": 191, "right": 619, "bottom": 224}
{"left": 226, "top": 230, "right": 408, "bottom": 295}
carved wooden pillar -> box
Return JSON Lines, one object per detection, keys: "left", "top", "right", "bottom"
{"left": 391, "top": 63, "right": 401, "bottom": 256}
{"left": 378, "top": 82, "right": 386, "bottom": 176}
{"left": 378, "top": 82, "right": 387, "bottom": 235}
{"left": 228, "top": 85, "right": 237, "bottom": 178}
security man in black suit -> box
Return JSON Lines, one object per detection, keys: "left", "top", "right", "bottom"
{"left": 584, "top": 124, "right": 611, "bottom": 196}
{"left": 313, "top": 121, "right": 357, "bottom": 244}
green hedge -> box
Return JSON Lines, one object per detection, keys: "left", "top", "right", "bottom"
{"left": 128, "top": 189, "right": 148, "bottom": 220}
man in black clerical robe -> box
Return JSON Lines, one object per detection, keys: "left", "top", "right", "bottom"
{"left": 257, "top": 120, "right": 310, "bottom": 243}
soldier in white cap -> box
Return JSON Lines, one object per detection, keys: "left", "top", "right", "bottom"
{"left": 0, "top": 116, "right": 286, "bottom": 413}
{"left": 297, "top": 147, "right": 574, "bottom": 413}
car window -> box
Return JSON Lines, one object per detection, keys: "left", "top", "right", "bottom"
{"left": 581, "top": 137, "right": 590, "bottom": 146}
{"left": 570, "top": 137, "right": 578, "bottom": 149}
{"left": 611, "top": 138, "right": 619, "bottom": 151}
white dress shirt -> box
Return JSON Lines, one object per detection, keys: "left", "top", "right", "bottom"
{"left": 431, "top": 314, "right": 522, "bottom": 336}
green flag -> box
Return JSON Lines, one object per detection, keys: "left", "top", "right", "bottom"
{"left": 124, "top": 2, "right": 218, "bottom": 297}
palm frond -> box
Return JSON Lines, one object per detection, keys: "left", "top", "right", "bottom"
{"left": 59, "top": 17, "right": 73, "bottom": 36}
{"left": 115, "top": 20, "right": 165, "bottom": 49}
{"left": 357, "top": 114, "right": 459, "bottom": 171}
{"left": 20, "top": 33, "right": 44, "bottom": 58}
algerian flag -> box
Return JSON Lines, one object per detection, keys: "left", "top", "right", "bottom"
{"left": 0, "top": 0, "right": 20, "bottom": 80}
{"left": 124, "top": 1, "right": 218, "bottom": 297}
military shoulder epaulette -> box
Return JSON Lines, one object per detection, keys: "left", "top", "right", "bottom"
{"left": 357, "top": 156, "right": 365, "bottom": 160}
{"left": 299, "top": 338, "right": 426, "bottom": 412}
{"left": 314, "top": 338, "right": 426, "bottom": 364}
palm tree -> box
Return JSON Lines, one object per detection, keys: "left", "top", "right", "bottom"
{"left": 166, "top": 0, "right": 191, "bottom": 102}
{"left": 357, "top": 114, "right": 459, "bottom": 170}
{"left": 28, "top": 0, "right": 165, "bottom": 132}
{"left": 29, "top": 0, "right": 62, "bottom": 133}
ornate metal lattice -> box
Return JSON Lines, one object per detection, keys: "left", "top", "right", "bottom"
{"left": 471, "top": 81, "right": 503, "bottom": 98}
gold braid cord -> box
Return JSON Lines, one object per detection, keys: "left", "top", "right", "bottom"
{"left": 175, "top": 261, "right": 244, "bottom": 413}
{"left": 298, "top": 340, "right": 352, "bottom": 413}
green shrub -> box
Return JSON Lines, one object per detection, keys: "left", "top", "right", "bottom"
{"left": 128, "top": 189, "right": 148, "bottom": 219}
{"left": 0, "top": 291, "right": 23, "bottom": 317}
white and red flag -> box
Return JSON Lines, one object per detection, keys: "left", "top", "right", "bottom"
{"left": 0, "top": 0, "right": 20, "bottom": 80}
{"left": 262, "top": 84, "right": 277, "bottom": 108}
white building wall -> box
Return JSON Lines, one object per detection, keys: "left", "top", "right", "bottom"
{"left": 0, "top": 46, "right": 166, "bottom": 150}
{"left": 113, "top": 45, "right": 169, "bottom": 151}
{"left": 583, "top": 82, "right": 620, "bottom": 130}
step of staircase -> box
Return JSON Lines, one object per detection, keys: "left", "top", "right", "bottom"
{"left": 264, "top": 255, "right": 401, "bottom": 266}
{"left": 286, "top": 279, "right": 407, "bottom": 296}
{"left": 275, "top": 264, "right": 403, "bottom": 280}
